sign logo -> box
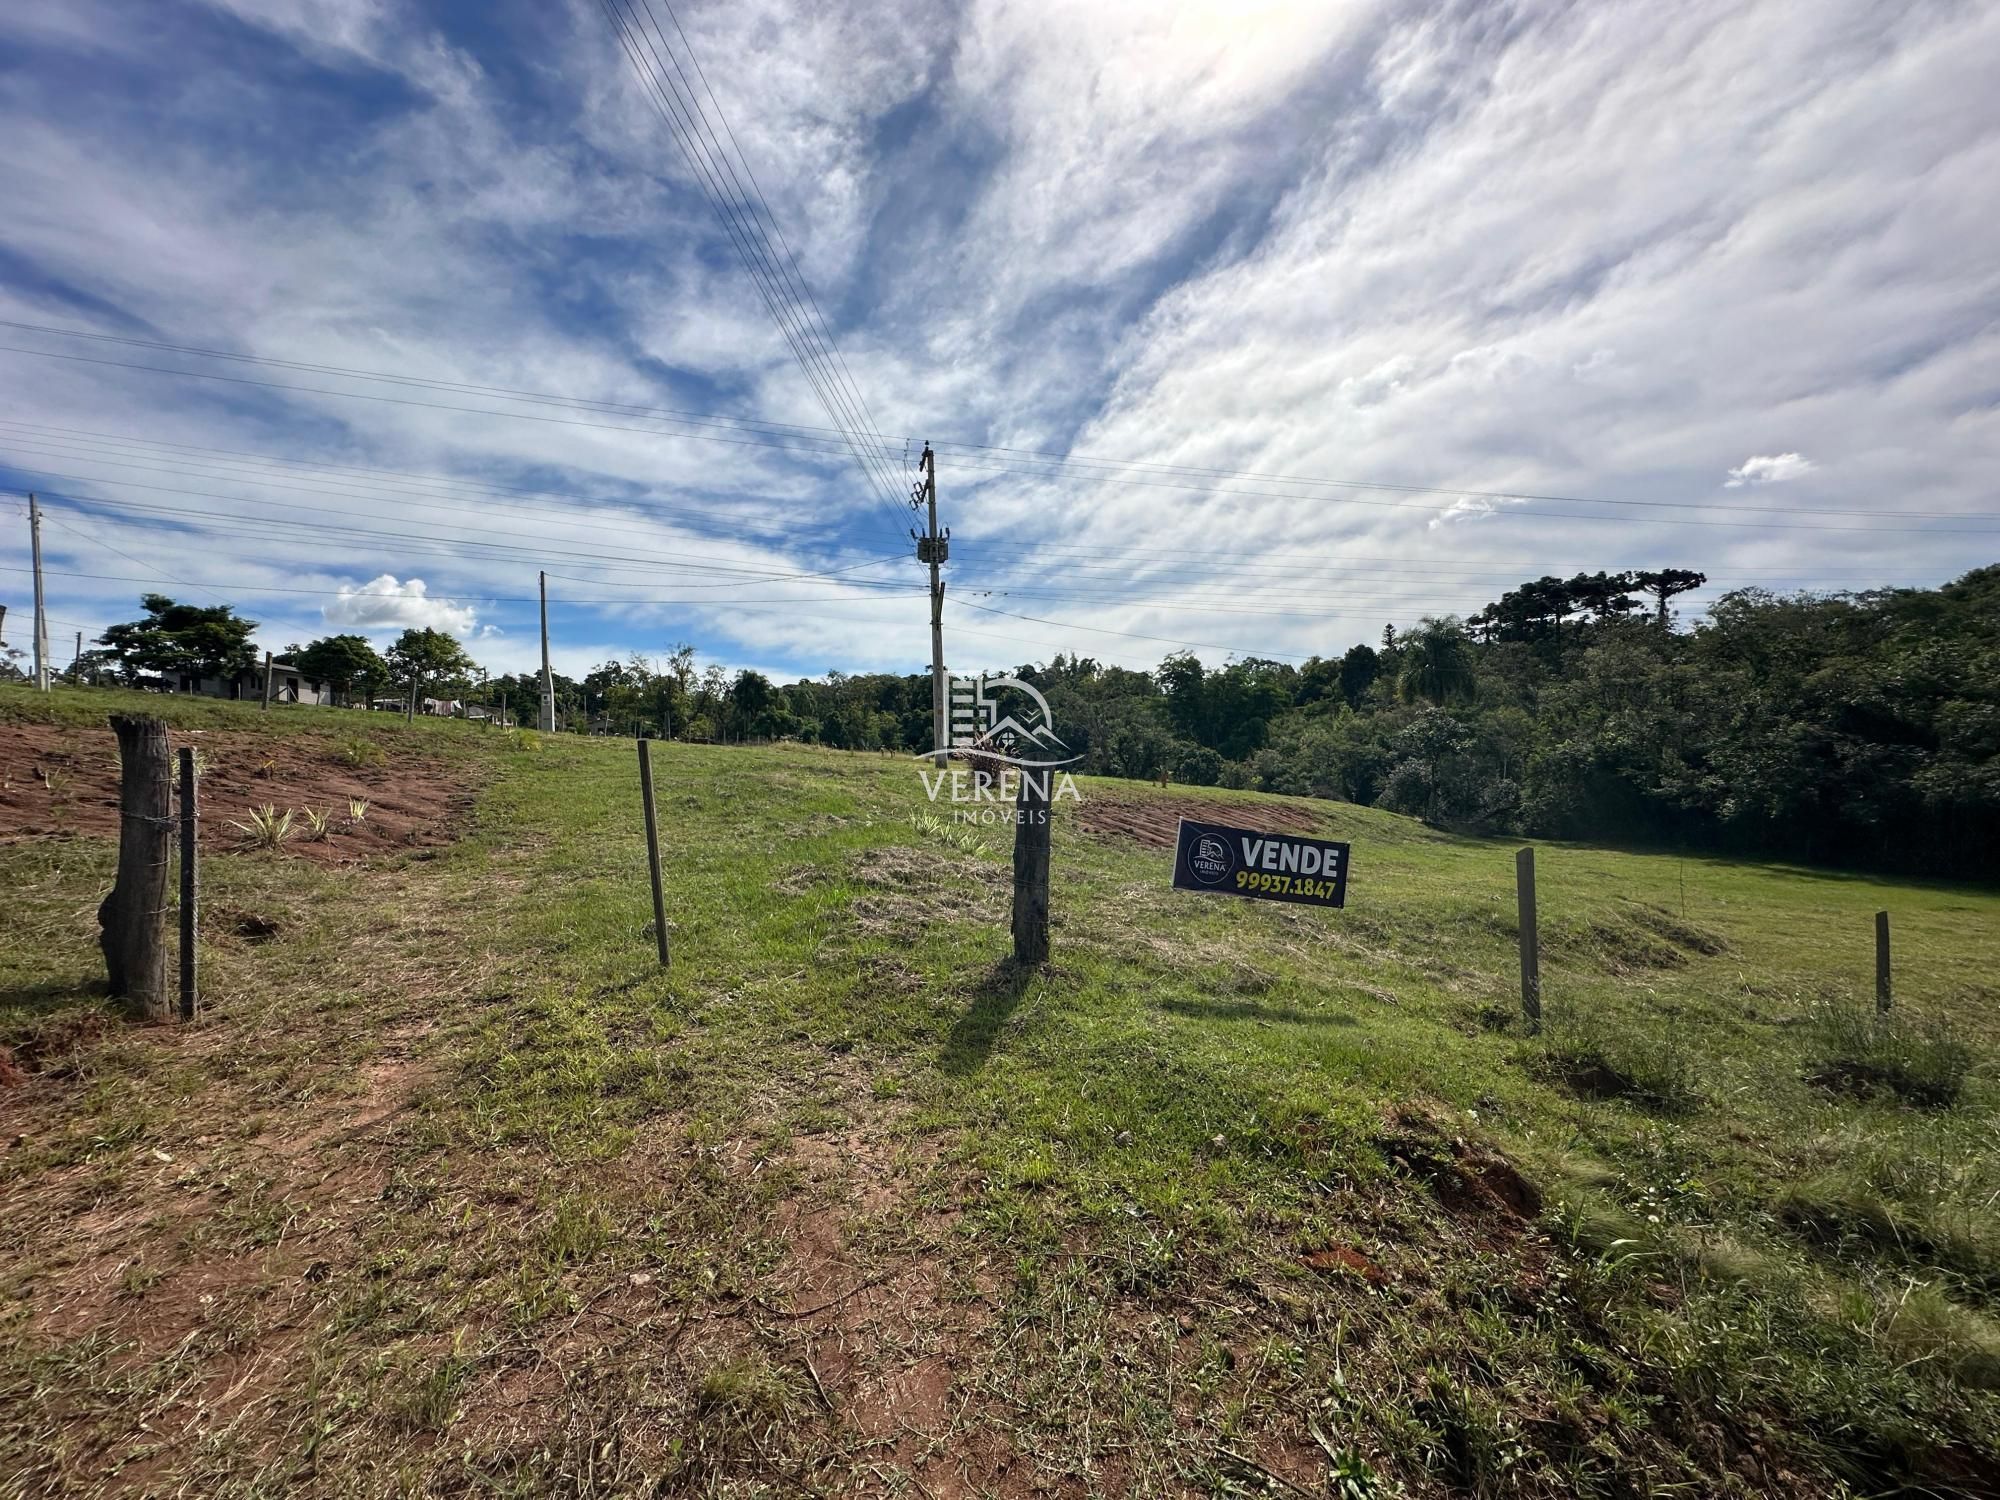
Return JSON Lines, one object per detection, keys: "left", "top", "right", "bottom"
{"left": 1188, "top": 833, "right": 1234, "bottom": 884}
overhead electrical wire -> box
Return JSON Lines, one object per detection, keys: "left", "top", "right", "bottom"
{"left": 594, "top": 0, "right": 908, "bottom": 533}
{"left": 5, "top": 329, "right": 1992, "bottom": 533}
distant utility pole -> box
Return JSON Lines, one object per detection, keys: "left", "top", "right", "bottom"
{"left": 539, "top": 570, "right": 556, "bottom": 734}
{"left": 29, "top": 493, "right": 50, "bottom": 692}
{"left": 911, "top": 444, "right": 949, "bottom": 767}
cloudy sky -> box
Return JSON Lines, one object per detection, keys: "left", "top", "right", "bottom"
{"left": 1, "top": 0, "right": 1996, "bottom": 684}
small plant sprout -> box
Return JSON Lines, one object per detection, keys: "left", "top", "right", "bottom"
{"left": 253, "top": 756, "right": 278, "bottom": 779}
{"left": 302, "top": 807, "right": 334, "bottom": 841}
{"left": 347, "top": 797, "right": 370, "bottom": 823}
{"left": 229, "top": 805, "right": 295, "bottom": 850}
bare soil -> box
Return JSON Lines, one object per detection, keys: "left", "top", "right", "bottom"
{"left": 1075, "top": 788, "right": 1330, "bottom": 848}
{"left": 0, "top": 722, "right": 474, "bottom": 864}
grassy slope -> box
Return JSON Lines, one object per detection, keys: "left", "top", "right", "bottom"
{"left": 2, "top": 685, "right": 1996, "bottom": 1498}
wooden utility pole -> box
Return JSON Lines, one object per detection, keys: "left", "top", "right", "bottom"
{"left": 1516, "top": 847, "right": 1541, "bottom": 1029}
{"left": 1011, "top": 772, "right": 1052, "bottom": 965}
{"left": 29, "top": 493, "right": 50, "bottom": 692}
{"left": 912, "top": 445, "right": 949, "bottom": 767}
{"left": 178, "top": 747, "right": 198, "bottom": 1021}
{"left": 539, "top": 570, "right": 556, "bottom": 733}
{"left": 638, "top": 739, "right": 670, "bottom": 967}
{"left": 99, "top": 715, "right": 172, "bottom": 1020}
{"left": 406, "top": 672, "right": 418, "bottom": 724}
{"left": 1875, "top": 911, "right": 1891, "bottom": 1012}
{"left": 72, "top": 630, "right": 83, "bottom": 683}
{"left": 261, "top": 650, "right": 274, "bottom": 710}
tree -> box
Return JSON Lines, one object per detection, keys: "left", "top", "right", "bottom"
{"left": 295, "top": 634, "right": 389, "bottom": 705}
{"left": 386, "top": 628, "right": 476, "bottom": 704}
{"left": 1632, "top": 569, "right": 1708, "bottom": 628}
{"left": 1338, "top": 643, "right": 1382, "bottom": 706}
{"left": 98, "top": 594, "right": 260, "bottom": 687}
{"left": 1396, "top": 618, "right": 1476, "bottom": 706}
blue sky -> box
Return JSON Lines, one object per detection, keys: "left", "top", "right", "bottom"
{"left": 1, "top": 0, "right": 1996, "bottom": 685}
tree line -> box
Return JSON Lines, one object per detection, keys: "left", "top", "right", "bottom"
{"left": 48, "top": 564, "right": 1999, "bottom": 876}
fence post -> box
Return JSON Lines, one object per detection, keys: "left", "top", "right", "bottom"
{"left": 178, "top": 746, "right": 198, "bottom": 1021}
{"left": 261, "top": 650, "right": 274, "bottom": 710}
{"left": 1516, "top": 847, "right": 1541, "bottom": 1030}
{"left": 98, "top": 715, "right": 173, "bottom": 1021}
{"left": 638, "top": 739, "right": 670, "bottom": 967}
{"left": 406, "top": 674, "right": 418, "bottom": 724}
{"left": 1011, "top": 769, "right": 1052, "bottom": 966}
{"left": 1875, "top": 910, "right": 1891, "bottom": 1012}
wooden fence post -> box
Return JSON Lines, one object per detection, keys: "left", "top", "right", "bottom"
{"left": 261, "top": 650, "right": 274, "bottom": 710}
{"left": 178, "top": 746, "right": 198, "bottom": 1021}
{"left": 1516, "top": 846, "right": 1541, "bottom": 1029}
{"left": 638, "top": 739, "right": 670, "bottom": 967}
{"left": 1011, "top": 770, "right": 1052, "bottom": 966}
{"left": 406, "top": 674, "right": 418, "bottom": 724}
{"left": 1875, "top": 910, "right": 1891, "bottom": 1012}
{"left": 99, "top": 715, "right": 173, "bottom": 1021}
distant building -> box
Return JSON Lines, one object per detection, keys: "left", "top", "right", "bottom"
{"left": 166, "top": 661, "right": 334, "bottom": 705}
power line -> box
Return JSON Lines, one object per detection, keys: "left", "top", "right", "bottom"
{"left": 8, "top": 332, "right": 1992, "bottom": 532}
{"left": 595, "top": 0, "right": 907, "bottom": 530}
{"left": 645, "top": 0, "right": 903, "bottom": 501}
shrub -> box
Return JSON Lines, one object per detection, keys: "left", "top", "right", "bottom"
{"left": 339, "top": 736, "right": 386, "bottom": 768}
{"left": 1537, "top": 1001, "right": 1701, "bottom": 1113}
{"left": 1804, "top": 998, "right": 1971, "bottom": 1108}
{"left": 506, "top": 729, "right": 542, "bottom": 753}
{"left": 1174, "top": 745, "right": 1224, "bottom": 786}
{"left": 302, "top": 807, "right": 333, "bottom": 841}
{"left": 228, "top": 805, "right": 295, "bottom": 850}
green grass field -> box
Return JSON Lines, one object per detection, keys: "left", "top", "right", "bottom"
{"left": 2, "top": 686, "right": 1996, "bottom": 1497}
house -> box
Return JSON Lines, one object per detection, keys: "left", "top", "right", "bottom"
{"left": 171, "top": 661, "right": 333, "bottom": 705}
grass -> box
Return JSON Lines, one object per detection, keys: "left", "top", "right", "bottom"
{"left": 1, "top": 682, "right": 1997, "bottom": 1496}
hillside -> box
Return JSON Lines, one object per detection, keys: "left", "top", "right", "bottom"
{"left": 2, "top": 687, "right": 1997, "bottom": 1498}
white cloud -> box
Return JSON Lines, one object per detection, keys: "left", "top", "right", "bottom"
{"left": 323, "top": 576, "right": 477, "bottom": 636}
{"left": 1724, "top": 452, "right": 1817, "bottom": 487}
{"left": 1, "top": 0, "right": 1995, "bottom": 678}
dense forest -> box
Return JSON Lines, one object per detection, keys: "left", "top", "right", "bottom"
{"left": 63, "top": 565, "right": 1999, "bottom": 878}
{"left": 529, "top": 565, "right": 1997, "bottom": 879}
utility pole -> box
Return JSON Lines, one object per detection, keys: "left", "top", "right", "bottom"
{"left": 539, "top": 570, "right": 556, "bottom": 734}
{"left": 72, "top": 630, "right": 82, "bottom": 682}
{"left": 911, "top": 445, "right": 948, "bottom": 767}
{"left": 29, "top": 493, "right": 50, "bottom": 692}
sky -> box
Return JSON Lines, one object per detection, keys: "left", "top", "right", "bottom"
{"left": 1, "top": 0, "right": 1996, "bottom": 686}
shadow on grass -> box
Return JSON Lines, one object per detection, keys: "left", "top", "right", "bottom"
{"left": 1158, "top": 998, "right": 1360, "bottom": 1027}
{"left": 0, "top": 975, "right": 113, "bottom": 1028}
{"left": 941, "top": 958, "right": 1035, "bottom": 1075}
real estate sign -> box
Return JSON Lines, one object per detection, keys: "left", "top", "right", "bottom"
{"left": 1171, "top": 818, "right": 1350, "bottom": 909}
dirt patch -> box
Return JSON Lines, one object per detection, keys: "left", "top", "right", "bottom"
{"left": 1377, "top": 1109, "right": 1542, "bottom": 1236}
{"left": 0, "top": 722, "right": 475, "bottom": 864}
{"left": 1077, "top": 789, "right": 1329, "bottom": 849}
{"left": 1300, "top": 1245, "right": 1388, "bottom": 1285}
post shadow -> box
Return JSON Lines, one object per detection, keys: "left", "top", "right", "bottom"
{"left": 941, "top": 957, "right": 1035, "bottom": 1075}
